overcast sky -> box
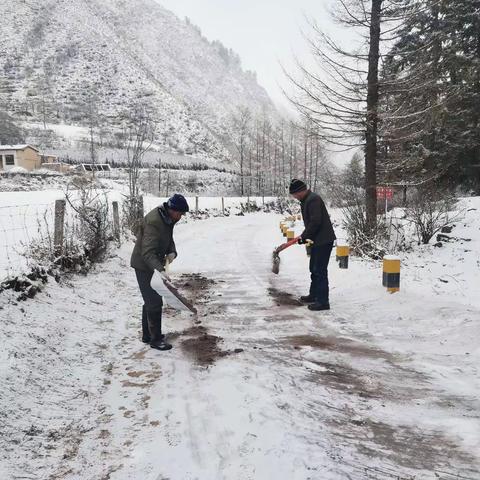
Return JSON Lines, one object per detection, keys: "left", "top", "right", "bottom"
{"left": 157, "top": 0, "right": 339, "bottom": 113}
{"left": 156, "top": 0, "right": 359, "bottom": 165}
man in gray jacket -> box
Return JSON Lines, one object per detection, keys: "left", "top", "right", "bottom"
{"left": 131, "top": 194, "right": 189, "bottom": 351}
{"left": 289, "top": 179, "right": 336, "bottom": 311}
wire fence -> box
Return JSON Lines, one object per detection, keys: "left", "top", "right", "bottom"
{"left": 0, "top": 193, "right": 121, "bottom": 281}
{"left": 0, "top": 195, "right": 280, "bottom": 281}
{"left": 0, "top": 202, "right": 55, "bottom": 280}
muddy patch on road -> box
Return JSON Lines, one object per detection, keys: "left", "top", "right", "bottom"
{"left": 168, "top": 325, "right": 208, "bottom": 341}
{"left": 181, "top": 333, "right": 230, "bottom": 366}
{"left": 287, "top": 334, "right": 395, "bottom": 363}
{"left": 332, "top": 417, "right": 478, "bottom": 475}
{"left": 171, "top": 275, "right": 243, "bottom": 367}
{"left": 177, "top": 273, "right": 215, "bottom": 304}
{"left": 268, "top": 287, "right": 303, "bottom": 307}
{"left": 177, "top": 324, "right": 243, "bottom": 367}
{"left": 306, "top": 360, "right": 383, "bottom": 399}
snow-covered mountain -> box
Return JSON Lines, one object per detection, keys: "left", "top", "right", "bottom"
{"left": 0, "top": 0, "right": 277, "bottom": 161}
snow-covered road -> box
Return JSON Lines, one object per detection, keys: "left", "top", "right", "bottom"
{"left": 1, "top": 210, "right": 479, "bottom": 479}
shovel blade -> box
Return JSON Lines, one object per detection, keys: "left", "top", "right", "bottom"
{"left": 151, "top": 272, "right": 197, "bottom": 314}
{"left": 272, "top": 251, "right": 280, "bottom": 274}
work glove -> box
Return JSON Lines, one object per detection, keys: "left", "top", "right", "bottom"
{"left": 298, "top": 237, "right": 314, "bottom": 246}
{"left": 165, "top": 252, "right": 177, "bottom": 264}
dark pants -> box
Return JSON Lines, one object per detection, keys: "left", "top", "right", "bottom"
{"left": 309, "top": 242, "right": 334, "bottom": 305}
{"left": 134, "top": 269, "right": 163, "bottom": 339}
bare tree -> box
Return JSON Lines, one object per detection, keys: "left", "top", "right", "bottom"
{"left": 121, "top": 102, "right": 156, "bottom": 233}
{"left": 230, "top": 106, "right": 252, "bottom": 196}
{"left": 286, "top": 0, "right": 412, "bottom": 236}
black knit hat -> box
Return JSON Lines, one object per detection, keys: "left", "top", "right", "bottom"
{"left": 289, "top": 179, "right": 307, "bottom": 194}
{"left": 167, "top": 194, "right": 189, "bottom": 213}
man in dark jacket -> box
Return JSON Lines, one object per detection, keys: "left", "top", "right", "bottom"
{"left": 130, "top": 194, "right": 189, "bottom": 351}
{"left": 289, "top": 179, "right": 336, "bottom": 311}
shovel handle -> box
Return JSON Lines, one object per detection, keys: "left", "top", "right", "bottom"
{"left": 275, "top": 236, "right": 301, "bottom": 254}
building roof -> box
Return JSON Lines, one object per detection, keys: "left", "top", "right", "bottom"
{"left": 0, "top": 144, "right": 40, "bottom": 152}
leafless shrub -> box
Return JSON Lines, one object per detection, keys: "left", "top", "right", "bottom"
{"left": 120, "top": 101, "right": 156, "bottom": 234}
{"left": 336, "top": 185, "right": 388, "bottom": 258}
{"left": 22, "top": 207, "right": 89, "bottom": 275}
{"left": 65, "top": 182, "right": 112, "bottom": 262}
{"left": 404, "top": 183, "right": 460, "bottom": 244}
{"left": 121, "top": 195, "right": 144, "bottom": 238}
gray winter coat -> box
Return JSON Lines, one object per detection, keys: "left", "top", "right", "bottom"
{"left": 300, "top": 191, "right": 336, "bottom": 246}
{"left": 130, "top": 205, "right": 177, "bottom": 272}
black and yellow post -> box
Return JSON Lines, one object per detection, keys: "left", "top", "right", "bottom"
{"left": 383, "top": 256, "right": 400, "bottom": 293}
{"left": 336, "top": 245, "right": 349, "bottom": 269}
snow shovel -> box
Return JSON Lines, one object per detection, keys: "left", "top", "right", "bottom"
{"left": 272, "top": 236, "right": 301, "bottom": 274}
{"left": 151, "top": 272, "right": 197, "bottom": 314}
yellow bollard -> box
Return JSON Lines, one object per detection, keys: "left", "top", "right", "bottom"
{"left": 287, "top": 230, "right": 295, "bottom": 240}
{"left": 383, "top": 256, "right": 400, "bottom": 293}
{"left": 336, "top": 245, "right": 350, "bottom": 269}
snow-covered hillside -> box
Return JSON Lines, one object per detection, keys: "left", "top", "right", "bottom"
{"left": 0, "top": 0, "right": 277, "bottom": 160}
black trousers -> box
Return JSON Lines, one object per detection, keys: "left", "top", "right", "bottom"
{"left": 134, "top": 269, "right": 163, "bottom": 339}
{"left": 309, "top": 242, "right": 334, "bottom": 305}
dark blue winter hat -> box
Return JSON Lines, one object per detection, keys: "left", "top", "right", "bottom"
{"left": 289, "top": 179, "right": 307, "bottom": 194}
{"left": 167, "top": 194, "right": 189, "bottom": 213}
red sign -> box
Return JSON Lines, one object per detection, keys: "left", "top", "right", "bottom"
{"left": 376, "top": 186, "right": 393, "bottom": 199}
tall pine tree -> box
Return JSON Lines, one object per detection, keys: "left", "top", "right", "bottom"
{"left": 379, "top": 0, "right": 480, "bottom": 191}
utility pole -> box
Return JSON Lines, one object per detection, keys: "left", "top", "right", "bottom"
{"left": 158, "top": 157, "right": 162, "bottom": 194}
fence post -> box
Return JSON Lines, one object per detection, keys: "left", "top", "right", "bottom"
{"left": 195, "top": 196, "right": 199, "bottom": 213}
{"left": 54, "top": 199, "right": 66, "bottom": 255}
{"left": 112, "top": 201, "right": 120, "bottom": 244}
{"left": 221, "top": 197, "right": 225, "bottom": 215}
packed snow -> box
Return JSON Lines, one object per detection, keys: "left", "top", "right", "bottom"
{"left": 1, "top": 193, "right": 479, "bottom": 479}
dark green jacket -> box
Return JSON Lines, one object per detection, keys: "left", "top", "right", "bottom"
{"left": 130, "top": 205, "right": 177, "bottom": 272}
{"left": 300, "top": 191, "right": 336, "bottom": 246}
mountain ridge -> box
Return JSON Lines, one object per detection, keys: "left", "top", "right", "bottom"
{"left": 0, "top": 0, "right": 277, "bottom": 161}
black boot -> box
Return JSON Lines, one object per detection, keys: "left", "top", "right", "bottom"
{"left": 147, "top": 310, "right": 172, "bottom": 351}
{"left": 308, "top": 302, "right": 330, "bottom": 311}
{"left": 300, "top": 294, "right": 316, "bottom": 303}
{"left": 141, "top": 306, "right": 151, "bottom": 344}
